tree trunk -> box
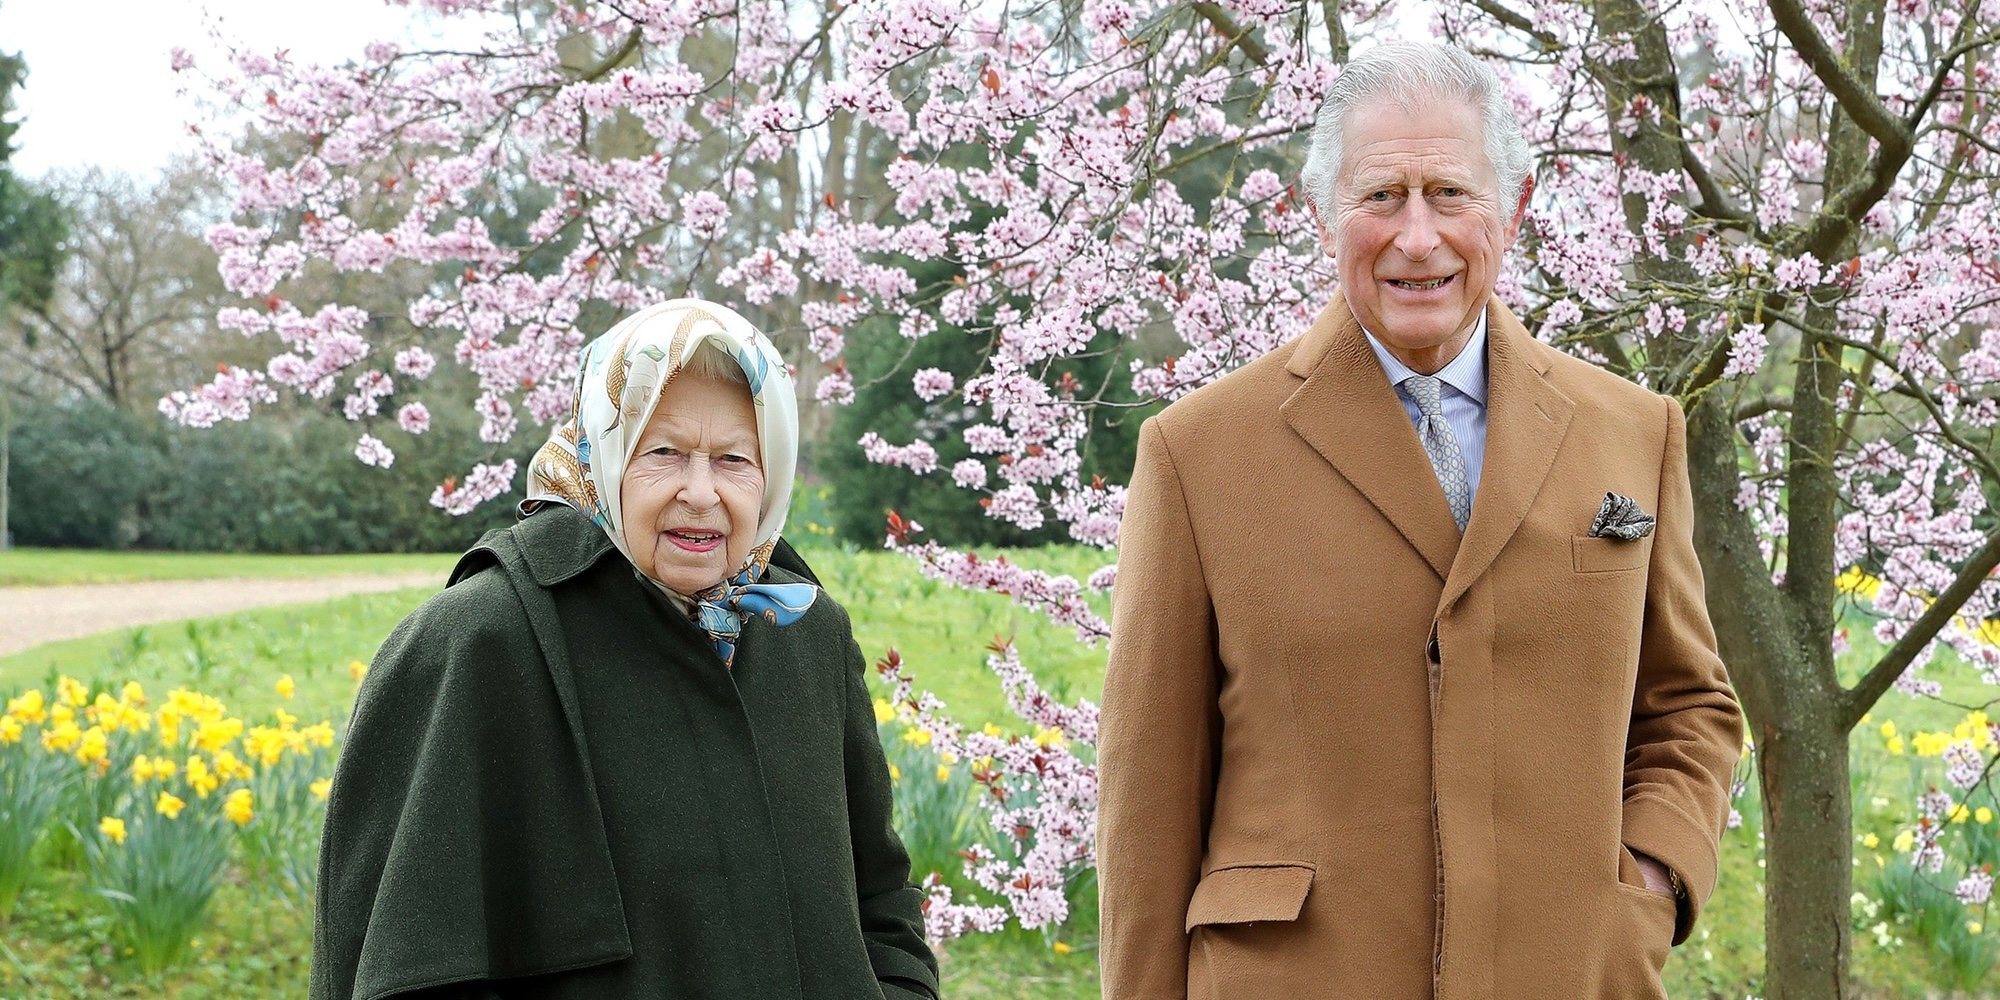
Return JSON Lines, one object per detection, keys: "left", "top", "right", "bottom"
{"left": 1685, "top": 393, "right": 1853, "bottom": 999}
{"left": 1758, "top": 703, "right": 1854, "bottom": 999}
{"left": 0, "top": 387, "right": 9, "bottom": 551}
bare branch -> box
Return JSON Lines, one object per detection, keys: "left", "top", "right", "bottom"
{"left": 1766, "top": 0, "right": 1909, "bottom": 153}
{"left": 1191, "top": 3, "right": 1269, "bottom": 66}
{"left": 1841, "top": 527, "right": 2000, "bottom": 729}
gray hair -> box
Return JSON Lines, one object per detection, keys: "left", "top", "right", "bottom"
{"left": 1300, "top": 42, "right": 1532, "bottom": 236}
{"left": 678, "top": 338, "right": 750, "bottom": 387}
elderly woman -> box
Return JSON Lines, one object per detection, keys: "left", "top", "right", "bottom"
{"left": 310, "top": 300, "right": 939, "bottom": 1000}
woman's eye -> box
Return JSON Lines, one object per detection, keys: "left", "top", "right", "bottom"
{"left": 647, "top": 446, "right": 679, "bottom": 458}
{"left": 720, "top": 454, "right": 751, "bottom": 465}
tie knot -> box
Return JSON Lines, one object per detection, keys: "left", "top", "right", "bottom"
{"left": 1401, "top": 374, "right": 1446, "bottom": 417}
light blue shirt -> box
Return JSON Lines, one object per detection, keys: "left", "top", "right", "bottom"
{"left": 1362, "top": 313, "right": 1489, "bottom": 505}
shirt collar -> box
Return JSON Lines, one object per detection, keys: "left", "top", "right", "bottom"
{"left": 1362, "top": 310, "right": 1490, "bottom": 407}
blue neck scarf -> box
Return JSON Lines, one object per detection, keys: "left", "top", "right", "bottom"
{"left": 690, "top": 566, "right": 819, "bottom": 668}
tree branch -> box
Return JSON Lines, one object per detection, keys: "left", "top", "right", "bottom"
{"left": 570, "top": 28, "right": 643, "bottom": 83}
{"left": 1905, "top": 24, "right": 2000, "bottom": 131}
{"left": 1736, "top": 396, "right": 1791, "bottom": 422}
{"left": 1766, "top": 0, "right": 1909, "bottom": 153}
{"left": 1840, "top": 527, "right": 2000, "bottom": 729}
{"left": 1191, "top": 3, "right": 1269, "bottom": 66}
{"left": 1466, "top": 0, "right": 1559, "bottom": 48}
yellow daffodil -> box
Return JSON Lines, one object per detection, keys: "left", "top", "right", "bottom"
{"left": 223, "top": 789, "right": 254, "bottom": 827}
{"left": 1913, "top": 732, "right": 1952, "bottom": 757}
{"left": 194, "top": 717, "right": 244, "bottom": 754}
{"left": 348, "top": 660, "right": 369, "bottom": 684}
{"left": 39, "top": 720, "right": 81, "bottom": 753}
{"left": 873, "top": 698, "right": 895, "bottom": 724}
{"left": 1052, "top": 941, "right": 1073, "bottom": 955}
{"left": 245, "top": 726, "right": 287, "bottom": 768}
{"left": 275, "top": 674, "right": 296, "bottom": 700}
{"left": 274, "top": 707, "right": 298, "bottom": 731}
{"left": 1033, "top": 726, "right": 1066, "bottom": 749}
{"left": 888, "top": 763, "right": 902, "bottom": 783}
{"left": 48, "top": 704, "right": 73, "bottom": 727}
{"left": 98, "top": 816, "right": 127, "bottom": 845}
{"left": 1836, "top": 566, "right": 1882, "bottom": 598}
{"left": 212, "top": 749, "right": 253, "bottom": 783}
{"left": 56, "top": 675, "right": 88, "bottom": 707}
{"left": 1972, "top": 921, "right": 1985, "bottom": 934}
{"left": 901, "top": 727, "right": 932, "bottom": 747}
{"left": 1952, "top": 805, "right": 1972, "bottom": 824}
{"left": 75, "top": 726, "right": 109, "bottom": 768}
{"left": 981, "top": 723, "right": 1003, "bottom": 738}
{"left": 1886, "top": 736, "right": 1905, "bottom": 756}
{"left": 1980, "top": 807, "right": 1995, "bottom": 825}
{"left": 310, "top": 778, "right": 333, "bottom": 801}
{"left": 185, "top": 756, "right": 220, "bottom": 798}
{"left": 120, "top": 681, "right": 146, "bottom": 705}
{"left": 1879, "top": 720, "right": 1897, "bottom": 740}
{"left": 131, "top": 755, "right": 158, "bottom": 783}
{"left": 1861, "top": 833, "right": 1880, "bottom": 849}
{"left": 935, "top": 764, "right": 951, "bottom": 783}
{"left": 154, "top": 757, "right": 177, "bottom": 780}
{"left": 1971, "top": 712, "right": 1993, "bottom": 750}
{"left": 1894, "top": 830, "right": 1916, "bottom": 853}
{"left": 6, "top": 689, "right": 46, "bottom": 724}
{"left": 89, "top": 692, "right": 121, "bottom": 729}
{"left": 0, "top": 716, "right": 21, "bottom": 745}
{"left": 155, "top": 791, "right": 186, "bottom": 819}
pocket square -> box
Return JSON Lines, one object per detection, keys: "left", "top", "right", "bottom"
{"left": 1589, "top": 492, "right": 1656, "bottom": 540}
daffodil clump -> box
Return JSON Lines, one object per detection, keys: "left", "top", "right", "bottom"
{"left": 1854, "top": 705, "right": 2000, "bottom": 981}
{"left": 1, "top": 676, "right": 339, "bottom": 972}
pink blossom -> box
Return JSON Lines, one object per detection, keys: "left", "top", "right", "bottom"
{"left": 398, "top": 402, "right": 432, "bottom": 434}
{"left": 395, "top": 347, "right": 438, "bottom": 379}
{"left": 950, "top": 459, "right": 987, "bottom": 490}
{"left": 680, "top": 190, "right": 730, "bottom": 239}
{"left": 354, "top": 434, "right": 396, "bottom": 468}
{"left": 912, "top": 368, "right": 955, "bottom": 401}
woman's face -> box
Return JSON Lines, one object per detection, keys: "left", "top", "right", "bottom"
{"left": 619, "top": 374, "right": 764, "bottom": 595}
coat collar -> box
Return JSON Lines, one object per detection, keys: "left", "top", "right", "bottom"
{"left": 1280, "top": 294, "right": 1574, "bottom": 610}
{"left": 452, "top": 503, "right": 622, "bottom": 589}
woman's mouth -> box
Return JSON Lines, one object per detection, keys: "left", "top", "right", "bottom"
{"left": 665, "top": 529, "right": 723, "bottom": 553}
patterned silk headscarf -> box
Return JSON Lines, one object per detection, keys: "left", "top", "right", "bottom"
{"left": 524, "top": 299, "right": 816, "bottom": 666}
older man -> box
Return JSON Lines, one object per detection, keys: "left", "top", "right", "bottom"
{"left": 1097, "top": 42, "right": 1743, "bottom": 999}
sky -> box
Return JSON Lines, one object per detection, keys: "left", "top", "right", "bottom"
{"left": 0, "top": 0, "right": 473, "bottom": 179}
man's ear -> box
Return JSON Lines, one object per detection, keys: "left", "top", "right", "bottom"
{"left": 1304, "top": 193, "right": 1337, "bottom": 258}
{"left": 1505, "top": 173, "right": 1535, "bottom": 244}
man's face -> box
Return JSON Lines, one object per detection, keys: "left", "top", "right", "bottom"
{"left": 1317, "top": 97, "right": 1529, "bottom": 367}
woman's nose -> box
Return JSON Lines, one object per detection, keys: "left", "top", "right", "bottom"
{"left": 678, "top": 457, "right": 721, "bottom": 507}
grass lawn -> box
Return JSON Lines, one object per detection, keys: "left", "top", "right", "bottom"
{"left": 0, "top": 548, "right": 459, "bottom": 587}
{"left": 0, "top": 545, "right": 1994, "bottom": 997}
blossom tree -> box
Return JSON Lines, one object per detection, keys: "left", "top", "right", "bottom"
{"left": 175, "top": 0, "right": 2000, "bottom": 995}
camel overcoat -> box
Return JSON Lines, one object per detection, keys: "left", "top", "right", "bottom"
{"left": 1097, "top": 296, "right": 1744, "bottom": 1000}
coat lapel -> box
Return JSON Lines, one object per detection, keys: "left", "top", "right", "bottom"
{"left": 1281, "top": 297, "right": 1460, "bottom": 582}
{"left": 1439, "top": 301, "right": 1574, "bottom": 611}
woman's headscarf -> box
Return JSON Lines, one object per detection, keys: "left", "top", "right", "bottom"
{"left": 524, "top": 299, "right": 815, "bottom": 666}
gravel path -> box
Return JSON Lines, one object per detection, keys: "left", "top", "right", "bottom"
{"left": 0, "top": 571, "right": 444, "bottom": 658}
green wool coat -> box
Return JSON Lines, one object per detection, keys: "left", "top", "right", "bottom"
{"left": 310, "top": 505, "right": 940, "bottom": 1000}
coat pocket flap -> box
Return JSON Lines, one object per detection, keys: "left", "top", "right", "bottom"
{"left": 1184, "top": 862, "right": 1316, "bottom": 932}
{"left": 1573, "top": 533, "right": 1653, "bottom": 573}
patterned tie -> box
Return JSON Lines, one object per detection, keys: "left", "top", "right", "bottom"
{"left": 1400, "top": 375, "right": 1472, "bottom": 532}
